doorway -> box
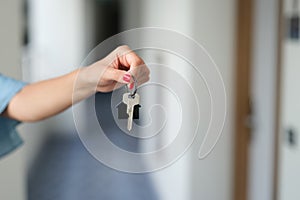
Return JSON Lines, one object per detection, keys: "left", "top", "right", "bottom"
{"left": 234, "top": 0, "right": 283, "bottom": 200}
{"left": 277, "top": 0, "right": 300, "bottom": 199}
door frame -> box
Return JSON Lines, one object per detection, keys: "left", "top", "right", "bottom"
{"left": 274, "top": 0, "right": 284, "bottom": 199}
{"left": 233, "top": 0, "right": 284, "bottom": 199}
{"left": 233, "top": 0, "right": 254, "bottom": 199}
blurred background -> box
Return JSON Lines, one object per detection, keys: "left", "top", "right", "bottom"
{"left": 0, "top": 0, "right": 299, "bottom": 200}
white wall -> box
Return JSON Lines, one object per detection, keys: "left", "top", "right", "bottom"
{"left": 121, "top": 0, "right": 236, "bottom": 200}
{"left": 1, "top": 1, "right": 90, "bottom": 199}
{"left": 278, "top": 0, "right": 300, "bottom": 199}
{"left": 249, "top": 0, "right": 280, "bottom": 199}
{"left": 129, "top": 1, "right": 194, "bottom": 199}
{"left": 25, "top": 0, "right": 86, "bottom": 134}
{"left": 21, "top": 0, "right": 88, "bottom": 169}
{"left": 0, "top": 1, "right": 26, "bottom": 200}
{"left": 0, "top": 0, "right": 23, "bottom": 79}
{"left": 191, "top": 0, "right": 236, "bottom": 199}
{"left": 279, "top": 35, "right": 300, "bottom": 200}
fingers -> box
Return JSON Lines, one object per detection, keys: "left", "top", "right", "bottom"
{"left": 101, "top": 45, "right": 150, "bottom": 92}
{"left": 127, "top": 64, "right": 150, "bottom": 88}
{"left": 106, "top": 67, "right": 148, "bottom": 86}
{"left": 109, "top": 45, "right": 142, "bottom": 68}
{"left": 104, "top": 67, "right": 131, "bottom": 84}
{"left": 111, "top": 45, "right": 150, "bottom": 84}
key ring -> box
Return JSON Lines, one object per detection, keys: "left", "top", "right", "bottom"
{"left": 126, "top": 72, "right": 138, "bottom": 98}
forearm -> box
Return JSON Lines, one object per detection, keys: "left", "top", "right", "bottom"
{"left": 2, "top": 45, "right": 149, "bottom": 122}
{"left": 4, "top": 69, "right": 93, "bottom": 122}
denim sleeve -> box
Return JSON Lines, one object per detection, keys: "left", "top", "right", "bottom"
{"left": 0, "top": 74, "right": 27, "bottom": 158}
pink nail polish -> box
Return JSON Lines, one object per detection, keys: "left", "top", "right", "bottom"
{"left": 124, "top": 73, "right": 131, "bottom": 78}
{"left": 123, "top": 75, "right": 130, "bottom": 82}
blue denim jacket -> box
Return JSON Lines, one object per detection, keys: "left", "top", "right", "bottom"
{"left": 0, "top": 74, "right": 26, "bottom": 158}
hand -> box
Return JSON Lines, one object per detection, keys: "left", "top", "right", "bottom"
{"left": 4, "top": 45, "right": 149, "bottom": 122}
{"left": 83, "top": 45, "right": 150, "bottom": 93}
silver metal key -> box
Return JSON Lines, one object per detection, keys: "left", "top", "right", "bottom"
{"left": 123, "top": 93, "right": 140, "bottom": 131}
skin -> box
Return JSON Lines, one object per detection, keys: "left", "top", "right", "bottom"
{"left": 2, "top": 45, "right": 150, "bottom": 122}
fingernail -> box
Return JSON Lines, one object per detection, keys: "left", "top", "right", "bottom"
{"left": 124, "top": 73, "right": 131, "bottom": 78}
{"left": 123, "top": 74, "right": 130, "bottom": 82}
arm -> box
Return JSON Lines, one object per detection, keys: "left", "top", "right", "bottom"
{"left": 3, "top": 45, "right": 149, "bottom": 122}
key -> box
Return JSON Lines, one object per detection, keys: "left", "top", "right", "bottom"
{"left": 123, "top": 93, "right": 140, "bottom": 131}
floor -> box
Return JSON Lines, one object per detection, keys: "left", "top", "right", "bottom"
{"left": 27, "top": 135, "right": 159, "bottom": 200}
{"left": 28, "top": 92, "right": 159, "bottom": 200}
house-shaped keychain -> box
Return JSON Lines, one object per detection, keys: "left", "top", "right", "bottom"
{"left": 116, "top": 102, "right": 141, "bottom": 119}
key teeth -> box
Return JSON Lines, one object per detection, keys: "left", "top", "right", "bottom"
{"left": 127, "top": 122, "right": 132, "bottom": 131}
